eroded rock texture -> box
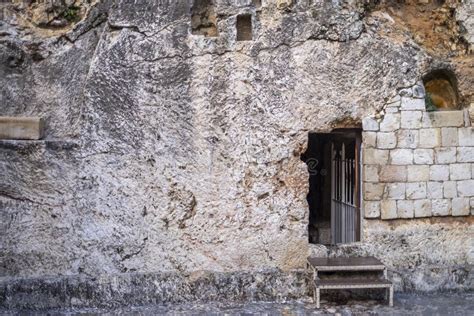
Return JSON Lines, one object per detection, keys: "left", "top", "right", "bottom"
{"left": 0, "top": 0, "right": 473, "bottom": 308}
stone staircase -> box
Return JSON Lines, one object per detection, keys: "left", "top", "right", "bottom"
{"left": 307, "top": 256, "right": 393, "bottom": 308}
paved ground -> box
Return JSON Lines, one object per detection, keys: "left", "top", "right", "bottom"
{"left": 2, "top": 292, "right": 473, "bottom": 315}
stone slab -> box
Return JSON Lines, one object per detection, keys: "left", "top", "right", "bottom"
{"left": 0, "top": 117, "right": 44, "bottom": 140}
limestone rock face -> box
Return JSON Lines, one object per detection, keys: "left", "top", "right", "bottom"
{"left": 0, "top": 0, "right": 473, "bottom": 296}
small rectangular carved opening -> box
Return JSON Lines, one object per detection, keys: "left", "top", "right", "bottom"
{"left": 191, "top": 0, "right": 218, "bottom": 37}
{"left": 236, "top": 14, "right": 252, "bottom": 41}
{"left": 252, "top": 0, "right": 262, "bottom": 9}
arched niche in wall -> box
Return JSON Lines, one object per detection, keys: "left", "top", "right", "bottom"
{"left": 423, "top": 69, "right": 460, "bottom": 111}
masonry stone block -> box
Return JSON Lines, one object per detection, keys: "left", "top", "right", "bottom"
{"left": 363, "top": 149, "right": 389, "bottom": 165}
{"left": 397, "top": 129, "right": 419, "bottom": 149}
{"left": 362, "top": 117, "right": 379, "bottom": 131}
{"left": 384, "top": 183, "right": 405, "bottom": 200}
{"left": 419, "top": 129, "right": 441, "bottom": 148}
{"left": 458, "top": 127, "right": 474, "bottom": 146}
{"left": 363, "top": 165, "right": 379, "bottom": 183}
{"left": 407, "top": 165, "right": 429, "bottom": 182}
{"left": 421, "top": 111, "right": 464, "bottom": 128}
{"left": 362, "top": 132, "right": 377, "bottom": 148}
{"left": 377, "top": 132, "right": 397, "bottom": 149}
{"left": 443, "top": 181, "right": 457, "bottom": 198}
{"left": 401, "top": 111, "right": 422, "bottom": 129}
{"left": 397, "top": 200, "right": 414, "bottom": 218}
{"left": 400, "top": 97, "right": 425, "bottom": 111}
{"left": 414, "top": 149, "right": 434, "bottom": 164}
{"left": 380, "top": 113, "right": 400, "bottom": 132}
{"left": 364, "top": 201, "right": 380, "bottom": 218}
{"left": 390, "top": 149, "right": 413, "bottom": 165}
{"left": 441, "top": 128, "right": 458, "bottom": 146}
{"left": 432, "top": 199, "right": 451, "bottom": 216}
{"left": 457, "top": 147, "right": 474, "bottom": 163}
{"left": 0, "top": 117, "right": 44, "bottom": 140}
{"left": 450, "top": 163, "right": 471, "bottom": 180}
{"left": 412, "top": 83, "right": 425, "bottom": 99}
{"left": 471, "top": 198, "right": 474, "bottom": 215}
{"left": 430, "top": 165, "right": 449, "bottom": 181}
{"left": 427, "top": 182, "right": 443, "bottom": 199}
{"left": 364, "top": 183, "right": 385, "bottom": 201}
{"left": 457, "top": 180, "right": 474, "bottom": 197}
{"left": 452, "top": 197, "right": 470, "bottom": 216}
{"left": 386, "top": 94, "right": 401, "bottom": 105}
{"left": 435, "top": 147, "right": 457, "bottom": 164}
{"left": 399, "top": 88, "right": 412, "bottom": 97}
{"left": 414, "top": 199, "right": 432, "bottom": 218}
{"left": 380, "top": 165, "right": 407, "bottom": 182}
{"left": 406, "top": 182, "right": 427, "bottom": 199}
{"left": 381, "top": 200, "right": 397, "bottom": 219}
{"left": 386, "top": 107, "right": 398, "bottom": 113}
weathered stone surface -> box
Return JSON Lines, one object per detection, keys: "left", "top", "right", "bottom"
{"left": 384, "top": 183, "right": 406, "bottom": 200}
{"left": 0, "top": 269, "right": 307, "bottom": 310}
{"left": 450, "top": 163, "right": 472, "bottom": 180}
{"left": 406, "top": 182, "right": 427, "bottom": 200}
{"left": 380, "top": 165, "right": 407, "bottom": 182}
{"left": 414, "top": 199, "right": 432, "bottom": 218}
{"left": 407, "top": 165, "right": 429, "bottom": 182}
{"left": 363, "top": 165, "right": 379, "bottom": 183}
{"left": 452, "top": 198, "right": 470, "bottom": 216}
{"left": 421, "top": 111, "right": 465, "bottom": 128}
{"left": 362, "top": 118, "right": 379, "bottom": 131}
{"left": 427, "top": 182, "right": 443, "bottom": 199}
{"left": 390, "top": 149, "right": 413, "bottom": 165}
{"left": 400, "top": 98, "right": 425, "bottom": 111}
{"left": 435, "top": 147, "right": 457, "bottom": 164}
{"left": 364, "top": 183, "right": 385, "bottom": 201}
{"left": 457, "top": 180, "right": 474, "bottom": 197}
{"left": 419, "top": 129, "right": 441, "bottom": 148}
{"left": 363, "top": 149, "right": 389, "bottom": 165}
{"left": 364, "top": 201, "right": 380, "bottom": 218}
{"left": 401, "top": 111, "right": 422, "bottom": 129}
{"left": 362, "top": 132, "right": 377, "bottom": 148}
{"left": 443, "top": 181, "right": 458, "bottom": 198}
{"left": 457, "top": 147, "right": 474, "bottom": 163}
{"left": 0, "top": 0, "right": 473, "bottom": 306}
{"left": 458, "top": 128, "right": 474, "bottom": 146}
{"left": 380, "top": 113, "right": 401, "bottom": 132}
{"left": 377, "top": 132, "right": 397, "bottom": 149}
{"left": 432, "top": 199, "right": 451, "bottom": 216}
{"left": 0, "top": 117, "right": 44, "bottom": 140}
{"left": 411, "top": 82, "right": 425, "bottom": 99}
{"left": 441, "top": 128, "right": 458, "bottom": 147}
{"left": 430, "top": 165, "right": 450, "bottom": 181}
{"left": 397, "top": 200, "right": 414, "bottom": 218}
{"left": 397, "top": 129, "right": 419, "bottom": 149}
{"left": 381, "top": 200, "right": 397, "bottom": 219}
{"left": 414, "top": 149, "right": 434, "bottom": 164}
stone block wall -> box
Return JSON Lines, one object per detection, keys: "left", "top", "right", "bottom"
{"left": 362, "top": 83, "right": 474, "bottom": 220}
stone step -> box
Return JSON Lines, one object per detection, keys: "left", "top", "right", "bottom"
{"left": 307, "top": 256, "right": 393, "bottom": 308}
{"left": 307, "top": 256, "right": 386, "bottom": 272}
{"left": 0, "top": 117, "right": 44, "bottom": 140}
{"left": 315, "top": 278, "right": 392, "bottom": 289}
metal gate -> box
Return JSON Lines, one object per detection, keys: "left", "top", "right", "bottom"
{"left": 331, "top": 142, "right": 359, "bottom": 244}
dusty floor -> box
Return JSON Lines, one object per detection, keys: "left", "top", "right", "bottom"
{"left": 2, "top": 292, "right": 473, "bottom": 315}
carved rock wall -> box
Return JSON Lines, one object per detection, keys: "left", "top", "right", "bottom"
{"left": 0, "top": 0, "right": 473, "bottom": 307}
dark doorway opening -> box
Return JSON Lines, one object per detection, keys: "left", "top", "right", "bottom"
{"left": 301, "top": 129, "right": 361, "bottom": 245}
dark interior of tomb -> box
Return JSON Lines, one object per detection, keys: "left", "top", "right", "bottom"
{"left": 302, "top": 131, "right": 359, "bottom": 245}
